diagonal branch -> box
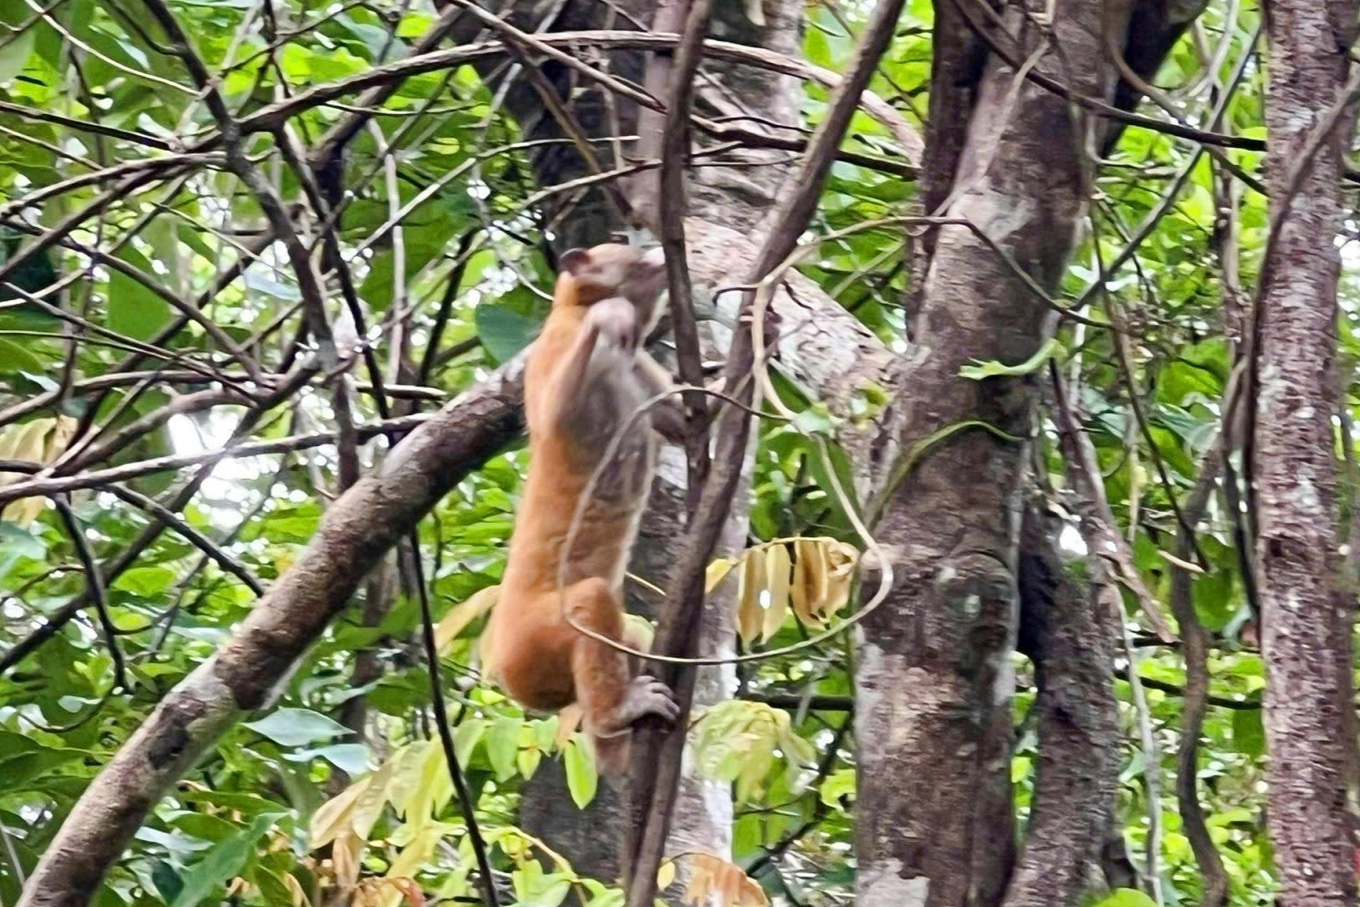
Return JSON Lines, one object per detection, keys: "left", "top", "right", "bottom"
{"left": 15, "top": 363, "right": 526, "bottom": 906}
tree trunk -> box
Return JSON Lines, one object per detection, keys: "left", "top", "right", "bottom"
{"left": 855, "top": 3, "right": 1185, "bottom": 904}
{"left": 1006, "top": 504, "right": 1120, "bottom": 906}
{"left": 1253, "top": 3, "right": 1358, "bottom": 904}
{"left": 504, "top": 0, "right": 805, "bottom": 883}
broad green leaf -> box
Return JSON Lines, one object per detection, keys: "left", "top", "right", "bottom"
{"left": 563, "top": 739, "right": 597, "bottom": 808}
{"left": 283, "top": 743, "right": 370, "bottom": 776}
{"left": 107, "top": 249, "right": 171, "bottom": 341}
{"left": 244, "top": 708, "right": 350, "bottom": 748}
{"left": 475, "top": 304, "right": 540, "bottom": 363}
{"left": 0, "top": 22, "right": 34, "bottom": 85}
{"left": 0, "top": 337, "right": 42, "bottom": 374}
{"left": 486, "top": 715, "right": 521, "bottom": 782}
{"left": 1232, "top": 707, "right": 1266, "bottom": 758}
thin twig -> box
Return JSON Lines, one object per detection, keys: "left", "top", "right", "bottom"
{"left": 623, "top": 3, "right": 908, "bottom": 903}
{"left": 408, "top": 534, "right": 498, "bottom": 907}
{"left": 53, "top": 495, "right": 127, "bottom": 691}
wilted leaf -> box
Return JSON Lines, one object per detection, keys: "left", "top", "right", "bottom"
{"left": 762, "top": 543, "right": 792, "bottom": 642}
{"left": 435, "top": 585, "right": 498, "bottom": 652}
{"left": 734, "top": 544, "right": 766, "bottom": 644}
{"left": 311, "top": 776, "right": 371, "bottom": 848}
{"left": 705, "top": 557, "right": 736, "bottom": 593}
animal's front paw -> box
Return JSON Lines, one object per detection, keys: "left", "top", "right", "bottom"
{"left": 588, "top": 296, "right": 639, "bottom": 351}
{"left": 623, "top": 674, "right": 680, "bottom": 725}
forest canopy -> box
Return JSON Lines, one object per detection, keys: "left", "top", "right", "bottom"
{"left": 0, "top": 1, "right": 1357, "bottom": 906}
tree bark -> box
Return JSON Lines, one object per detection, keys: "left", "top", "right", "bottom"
{"left": 854, "top": 2, "right": 1178, "bottom": 905}
{"left": 1006, "top": 503, "right": 1120, "bottom": 907}
{"left": 1252, "top": 3, "right": 1359, "bottom": 905}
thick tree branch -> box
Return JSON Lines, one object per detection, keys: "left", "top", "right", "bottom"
{"left": 16, "top": 364, "right": 525, "bottom": 906}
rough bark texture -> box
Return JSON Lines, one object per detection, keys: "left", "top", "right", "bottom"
{"left": 1006, "top": 504, "right": 1120, "bottom": 907}
{"left": 855, "top": 4, "right": 1134, "bottom": 905}
{"left": 1254, "top": 4, "right": 1359, "bottom": 905}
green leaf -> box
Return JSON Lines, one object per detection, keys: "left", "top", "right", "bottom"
{"left": 511, "top": 861, "right": 572, "bottom": 907}
{"left": 150, "top": 859, "right": 183, "bottom": 903}
{"left": 115, "top": 565, "right": 177, "bottom": 598}
{"left": 170, "top": 812, "right": 280, "bottom": 907}
{"left": 252, "top": 867, "right": 293, "bottom": 904}
{"left": 563, "top": 739, "right": 598, "bottom": 808}
{"left": 486, "top": 715, "right": 521, "bottom": 782}
{"left": 475, "top": 305, "right": 540, "bottom": 363}
{"left": 243, "top": 708, "right": 351, "bottom": 748}
{"left": 0, "top": 337, "right": 42, "bottom": 374}
{"left": 1232, "top": 706, "right": 1266, "bottom": 758}
{"left": 282, "top": 743, "right": 369, "bottom": 776}
{"left": 107, "top": 249, "right": 171, "bottom": 341}
{"left": 1093, "top": 890, "right": 1158, "bottom": 907}
{"left": 0, "top": 26, "right": 33, "bottom": 86}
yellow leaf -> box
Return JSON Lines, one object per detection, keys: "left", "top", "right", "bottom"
{"left": 351, "top": 758, "right": 395, "bottom": 840}
{"left": 734, "top": 548, "right": 765, "bottom": 645}
{"left": 435, "top": 585, "right": 498, "bottom": 653}
{"left": 0, "top": 417, "right": 56, "bottom": 526}
{"left": 331, "top": 831, "right": 361, "bottom": 890}
{"left": 407, "top": 737, "right": 452, "bottom": 822}
{"left": 383, "top": 743, "right": 426, "bottom": 818}
{"left": 705, "top": 557, "right": 736, "bottom": 594}
{"left": 385, "top": 826, "right": 442, "bottom": 882}
{"left": 657, "top": 858, "right": 677, "bottom": 891}
{"left": 284, "top": 872, "right": 310, "bottom": 907}
{"left": 816, "top": 541, "right": 859, "bottom": 620}
{"left": 310, "top": 776, "right": 371, "bottom": 848}
{"left": 761, "top": 544, "right": 791, "bottom": 642}
{"left": 790, "top": 539, "right": 827, "bottom": 626}
{"left": 384, "top": 878, "right": 425, "bottom": 907}
{"left": 45, "top": 415, "right": 77, "bottom": 460}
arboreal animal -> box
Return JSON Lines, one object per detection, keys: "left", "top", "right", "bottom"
{"left": 483, "top": 243, "right": 685, "bottom": 774}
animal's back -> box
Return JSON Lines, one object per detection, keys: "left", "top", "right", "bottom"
{"left": 496, "top": 305, "right": 656, "bottom": 619}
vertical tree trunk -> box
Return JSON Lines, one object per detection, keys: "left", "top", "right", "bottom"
{"left": 857, "top": 4, "right": 1137, "bottom": 904}
{"left": 1254, "top": 4, "right": 1358, "bottom": 904}
{"left": 1006, "top": 504, "right": 1120, "bottom": 907}
{"left": 499, "top": 0, "right": 806, "bottom": 882}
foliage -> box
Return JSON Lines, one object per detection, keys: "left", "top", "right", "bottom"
{"left": 0, "top": 0, "right": 1331, "bottom": 905}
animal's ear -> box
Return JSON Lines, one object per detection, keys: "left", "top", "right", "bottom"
{"left": 559, "top": 248, "right": 591, "bottom": 274}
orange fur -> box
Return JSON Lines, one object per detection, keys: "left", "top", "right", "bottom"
{"left": 484, "top": 244, "right": 679, "bottom": 775}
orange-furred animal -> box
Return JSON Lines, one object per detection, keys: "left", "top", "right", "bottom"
{"left": 484, "top": 243, "right": 685, "bottom": 774}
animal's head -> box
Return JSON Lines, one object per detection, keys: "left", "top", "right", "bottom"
{"left": 556, "top": 243, "right": 668, "bottom": 334}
